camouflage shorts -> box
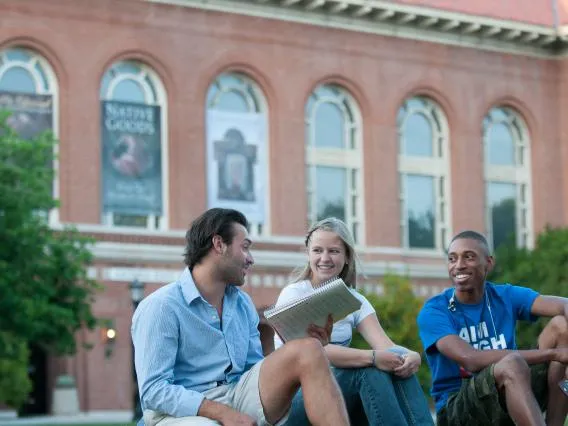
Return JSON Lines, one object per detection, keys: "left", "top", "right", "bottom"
{"left": 436, "top": 363, "right": 548, "bottom": 426}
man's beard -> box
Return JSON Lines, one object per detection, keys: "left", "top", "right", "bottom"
{"left": 220, "top": 258, "right": 245, "bottom": 286}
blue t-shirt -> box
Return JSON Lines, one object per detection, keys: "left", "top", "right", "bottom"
{"left": 417, "top": 282, "right": 539, "bottom": 412}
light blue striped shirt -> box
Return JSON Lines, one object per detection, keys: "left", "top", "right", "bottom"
{"left": 131, "top": 268, "right": 264, "bottom": 417}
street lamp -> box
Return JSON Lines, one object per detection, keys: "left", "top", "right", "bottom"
{"left": 130, "top": 279, "right": 145, "bottom": 307}
{"left": 129, "top": 279, "right": 145, "bottom": 422}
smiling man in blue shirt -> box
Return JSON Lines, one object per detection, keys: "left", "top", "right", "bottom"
{"left": 131, "top": 208, "right": 349, "bottom": 426}
{"left": 417, "top": 230, "right": 568, "bottom": 426}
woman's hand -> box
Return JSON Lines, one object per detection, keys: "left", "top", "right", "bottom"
{"left": 374, "top": 350, "right": 405, "bottom": 372}
{"left": 393, "top": 351, "right": 421, "bottom": 378}
{"left": 307, "top": 314, "right": 333, "bottom": 346}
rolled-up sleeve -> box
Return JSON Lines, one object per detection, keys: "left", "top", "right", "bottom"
{"left": 132, "top": 298, "right": 204, "bottom": 417}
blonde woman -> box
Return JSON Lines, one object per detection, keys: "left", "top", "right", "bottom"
{"left": 274, "top": 217, "right": 433, "bottom": 425}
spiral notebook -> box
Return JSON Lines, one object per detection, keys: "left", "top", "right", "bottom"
{"left": 264, "top": 277, "right": 362, "bottom": 343}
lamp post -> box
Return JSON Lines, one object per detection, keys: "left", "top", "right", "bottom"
{"left": 130, "top": 279, "right": 145, "bottom": 422}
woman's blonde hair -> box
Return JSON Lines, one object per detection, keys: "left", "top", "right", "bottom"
{"left": 290, "top": 217, "right": 360, "bottom": 288}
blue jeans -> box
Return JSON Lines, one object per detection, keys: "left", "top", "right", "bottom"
{"left": 285, "top": 367, "right": 434, "bottom": 426}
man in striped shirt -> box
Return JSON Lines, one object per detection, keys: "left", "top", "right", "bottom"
{"left": 132, "top": 208, "right": 349, "bottom": 426}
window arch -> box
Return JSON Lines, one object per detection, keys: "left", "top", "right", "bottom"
{"left": 100, "top": 60, "right": 167, "bottom": 229}
{"left": 483, "top": 107, "right": 532, "bottom": 250}
{"left": 207, "top": 73, "right": 263, "bottom": 113}
{"left": 305, "top": 84, "right": 363, "bottom": 242}
{"left": 397, "top": 96, "right": 451, "bottom": 250}
{"left": 0, "top": 47, "right": 54, "bottom": 94}
{"left": 0, "top": 47, "right": 58, "bottom": 220}
{"left": 206, "top": 72, "right": 269, "bottom": 236}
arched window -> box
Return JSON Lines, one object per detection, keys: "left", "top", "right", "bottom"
{"left": 305, "top": 84, "right": 363, "bottom": 242}
{"left": 0, "top": 47, "right": 58, "bottom": 220}
{"left": 398, "top": 96, "right": 450, "bottom": 250}
{"left": 207, "top": 73, "right": 263, "bottom": 113}
{"left": 206, "top": 73, "right": 269, "bottom": 236}
{"left": 483, "top": 107, "right": 531, "bottom": 249}
{"left": 100, "top": 60, "right": 167, "bottom": 229}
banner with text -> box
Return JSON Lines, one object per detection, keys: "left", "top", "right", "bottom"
{"left": 101, "top": 101, "right": 162, "bottom": 216}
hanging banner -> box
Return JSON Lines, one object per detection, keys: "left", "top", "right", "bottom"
{"left": 0, "top": 91, "right": 54, "bottom": 198}
{"left": 0, "top": 91, "right": 53, "bottom": 139}
{"left": 101, "top": 100, "right": 162, "bottom": 216}
{"left": 206, "top": 110, "right": 266, "bottom": 223}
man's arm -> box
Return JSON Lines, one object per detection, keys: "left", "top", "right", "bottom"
{"left": 530, "top": 295, "right": 568, "bottom": 319}
{"left": 243, "top": 293, "right": 264, "bottom": 369}
{"left": 198, "top": 400, "right": 255, "bottom": 425}
{"left": 435, "top": 335, "right": 561, "bottom": 373}
{"left": 132, "top": 298, "right": 206, "bottom": 417}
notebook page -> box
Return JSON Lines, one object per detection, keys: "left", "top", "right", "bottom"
{"left": 265, "top": 278, "right": 343, "bottom": 317}
{"left": 266, "top": 280, "right": 361, "bottom": 342}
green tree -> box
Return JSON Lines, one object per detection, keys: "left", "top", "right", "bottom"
{"left": 0, "top": 112, "right": 100, "bottom": 408}
{"left": 489, "top": 226, "right": 568, "bottom": 349}
{"left": 0, "top": 333, "right": 31, "bottom": 408}
{"left": 350, "top": 274, "right": 432, "bottom": 400}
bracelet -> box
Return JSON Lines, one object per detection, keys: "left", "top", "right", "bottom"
{"left": 370, "top": 349, "right": 376, "bottom": 366}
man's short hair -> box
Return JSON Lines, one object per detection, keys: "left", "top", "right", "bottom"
{"left": 184, "top": 208, "right": 249, "bottom": 270}
{"left": 449, "top": 230, "right": 491, "bottom": 256}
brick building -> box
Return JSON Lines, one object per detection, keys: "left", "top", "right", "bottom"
{"left": 1, "top": 0, "right": 568, "bottom": 416}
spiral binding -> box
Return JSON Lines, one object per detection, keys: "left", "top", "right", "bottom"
{"left": 264, "top": 276, "right": 344, "bottom": 319}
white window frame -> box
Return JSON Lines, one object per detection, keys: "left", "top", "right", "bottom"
{"left": 99, "top": 61, "right": 169, "bottom": 230}
{"left": 207, "top": 72, "right": 270, "bottom": 237}
{"left": 305, "top": 84, "right": 364, "bottom": 243}
{"left": 0, "top": 47, "right": 60, "bottom": 225}
{"left": 398, "top": 96, "right": 451, "bottom": 252}
{"left": 483, "top": 107, "right": 532, "bottom": 249}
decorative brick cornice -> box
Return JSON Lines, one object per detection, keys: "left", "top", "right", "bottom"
{"left": 148, "top": 0, "right": 568, "bottom": 57}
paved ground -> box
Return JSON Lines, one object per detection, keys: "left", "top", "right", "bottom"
{"left": 0, "top": 410, "right": 438, "bottom": 425}
{"left": 0, "top": 411, "right": 133, "bottom": 426}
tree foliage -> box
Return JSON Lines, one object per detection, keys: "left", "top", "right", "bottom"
{"left": 0, "top": 332, "right": 32, "bottom": 408}
{"left": 0, "top": 112, "right": 100, "bottom": 408}
{"left": 350, "top": 274, "right": 432, "bottom": 400}
{"left": 489, "top": 226, "right": 568, "bottom": 349}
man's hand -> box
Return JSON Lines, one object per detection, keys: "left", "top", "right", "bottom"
{"left": 393, "top": 351, "right": 421, "bottom": 378}
{"left": 219, "top": 411, "right": 257, "bottom": 426}
{"left": 551, "top": 347, "right": 568, "bottom": 364}
{"left": 306, "top": 314, "right": 333, "bottom": 346}
{"left": 374, "top": 350, "right": 404, "bottom": 372}
{"left": 198, "top": 399, "right": 257, "bottom": 426}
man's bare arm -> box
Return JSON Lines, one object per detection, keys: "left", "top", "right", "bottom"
{"left": 436, "top": 335, "right": 563, "bottom": 373}
{"left": 531, "top": 295, "right": 568, "bottom": 318}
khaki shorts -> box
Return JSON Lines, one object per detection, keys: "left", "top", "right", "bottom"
{"left": 144, "top": 360, "right": 289, "bottom": 426}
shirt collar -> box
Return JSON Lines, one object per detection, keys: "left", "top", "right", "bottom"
{"left": 178, "top": 267, "right": 236, "bottom": 306}
{"left": 179, "top": 268, "right": 202, "bottom": 306}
